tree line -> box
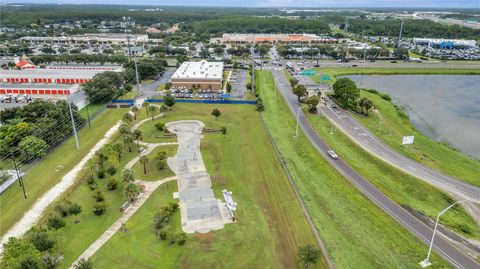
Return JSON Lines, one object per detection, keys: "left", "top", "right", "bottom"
{"left": 0, "top": 100, "right": 85, "bottom": 163}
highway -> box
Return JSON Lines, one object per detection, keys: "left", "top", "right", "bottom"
{"left": 318, "top": 104, "right": 480, "bottom": 204}
{"left": 270, "top": 69, "right": 480, "bottom": 269}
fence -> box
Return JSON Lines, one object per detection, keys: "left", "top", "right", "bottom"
{"left": 145, "top": 99, "right": 257, "bottom": 105}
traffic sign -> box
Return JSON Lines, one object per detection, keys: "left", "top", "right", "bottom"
{"left": 320, "top": 74, "right": 331, "bottom": 81}
{"left": 300, "top": 69, "right": 316, "bottom": 76}
{"left": 402, "top": 136, "right": 415, "bottom": 145}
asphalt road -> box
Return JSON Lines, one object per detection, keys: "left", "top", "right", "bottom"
{"left": 318, "top": 105, "right": 480, "bottom": 204}
{"left": 270, "top": 69, "right": 480, "bottom": 269}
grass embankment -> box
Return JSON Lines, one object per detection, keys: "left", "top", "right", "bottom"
{"left": 256, "top": 70, "right": 452, "bottom": 268}
{"left": 307, "top": 113, "right": 479, "bottom": 239}
{"left": 78, "top": 104, "right": 323, "bottom": 268}
{"left": 0, "top": 108, "right": 126, "bottom": 237}
{"left": 132, "top": 145, "right": 177, "bottom": 181}
{"left": 312, "top": 67, "right": 480, "bottom": 84}
{"left": 21, "top": 128, "right": 147, "bottom": 268}
{"left": 353, "top": 90, "right": 480, "bottom": 187}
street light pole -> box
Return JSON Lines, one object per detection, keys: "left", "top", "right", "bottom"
{"left": 294, "top": 105, "right": 308, "bottom": 138}
{"left": 420, "top": 200, "right": 463, "bottom": 268}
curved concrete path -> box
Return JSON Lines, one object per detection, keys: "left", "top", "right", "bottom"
{"left": 166, "top": 120, "right": 232, "bottom": 234}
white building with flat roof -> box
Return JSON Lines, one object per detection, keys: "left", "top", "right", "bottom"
{"left": 171, "top": 60, "right": 224, "bottom": 90}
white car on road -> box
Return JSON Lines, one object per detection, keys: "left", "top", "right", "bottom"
{"left": 327, "top": 150, "right": 338, "bottom": 159}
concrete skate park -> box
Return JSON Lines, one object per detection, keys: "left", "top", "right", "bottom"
{"left": 166, "top": 120, "right": 234, "bottom": 233}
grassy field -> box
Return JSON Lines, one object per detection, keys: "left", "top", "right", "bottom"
{"left": 256, "top": 70, "right": 452, "bottom": 269}
{"left": 307, "top": 113, "right": 479, "bottom": 239}
{"left": 0, "top": 108, "right": 127, "bottom": 237}
{"left": 312, "top": 67, "right": 480, "bottom": 84}
{"left": 91, "top": 182, "right": 182, "bottom": 268}
{"left": 132, "top": 145, "right": 176, "bottom": 181}
{"left": 351, "top": 90, "right": 480, "bottom": 187}
{"left": 56, "top": 103, "right": 323, "bottom": 268}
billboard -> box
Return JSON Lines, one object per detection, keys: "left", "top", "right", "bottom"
{"left": 402, "top": 136, "right": 415, "bottom": 145}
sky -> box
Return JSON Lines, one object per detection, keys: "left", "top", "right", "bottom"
{"left": 4, "top": 0, "right": 480, "bottom": 8}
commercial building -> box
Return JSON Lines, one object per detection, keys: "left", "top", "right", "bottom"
{"left": 0, "top": 69, "right": 117, "bottom": 84}
{"left": 414, "top": 38, "right": 477, "bottom": 49}
{"left": 222, "top": 33, "right": 338, "bottom": 44}
{"left": 171, "top": 60, "right": 224, "bottom": 90}
{"left": 20, "top": 33, "right": 149, "bottom": 45}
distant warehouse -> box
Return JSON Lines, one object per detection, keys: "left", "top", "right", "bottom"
{"left": 170, "top": 60, "right": 224, "bottom": 90}
{"left": 0, "top": 68, "right": 120, "bottom": 84}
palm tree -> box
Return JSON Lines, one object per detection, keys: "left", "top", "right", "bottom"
{"left": 131, "top": 106, "right": 139, "bottom": 120}
{"left": 143, "top": 102, "right": 150, "bottom": 116}
{"left": 133, "top": 129, "right": 143, "bottom": 152}
{"left": 123, "top": 133, "right": 134, "bottom": 152}
{"left": 139, "top": 155, "right": 149, "bottom": 174}
{"left": 124, "top": 182, "right": 141, "bottom": 202}
{"left": 160, "top": 104, "right": 168, "bottom": 117}
{"left": 123, "top": 113, "right": 134, "bottom": 124}
{"left": 122, "top": 169, "right": 135, "bottom": 182}
{"left": 113, "top": 142, "right": 123, "bottom": 160}
{"left": 119, "top": 123, "right": 131, "bottom": 135}
{"left": 149, "top": 106, "right": 158, "bottom": 121}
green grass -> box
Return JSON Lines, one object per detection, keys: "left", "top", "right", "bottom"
{"left": 29, "top": 103, "right": 323, "bottom": 269}
{"left": 312, "top": 67, "right": 480, "bottom": 84}
{"left": 256, "top": 70, "right": 452, "bottom": 269}
{"left": 91, "top": 182, "right": 182, "bottom": 268}
{"left": 111, "top": 103, "right": 323, "bottom": 268}
{"left": 0, "top": 108, "right": 127, "bottom": 237}
{"left": 132, "top": 145, "right": 176, "bottom": 181}
{"left": 353, "top": 90, "right": 480, "bottom": 187}
{"left": 78, "top": 103, "right": 105, "bottom": 119}
{"left": 306, "top": 112, "right": 479, "bottom": 239}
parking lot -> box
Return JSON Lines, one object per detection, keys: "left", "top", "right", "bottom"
{"left": 229, "top": 69, "right": 248, "bottom": 99}
{"left": 169, "top": 88, "right": 224, "bottom": 100}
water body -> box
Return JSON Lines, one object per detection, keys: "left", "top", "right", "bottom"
{"left": 344, "top": 74, "right": 480, "bottom": 160}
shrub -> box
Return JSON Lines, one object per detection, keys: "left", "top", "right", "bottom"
{"left": 107, "top": 179, "right": 118, "bottom": 190}
{"left": 94, "top": 191, "right": 105, "bottom": 202}
{"left": 96, "top": 169, "right": 105, "bottom": 179}
{"left": 93, "top": 202, "right": 107, "bottom": 216}
{"left": 153, "top": 212, "right": 170, "bottom": 231}
{"left": 177, "top": 233, "right": 187, "bottom": 246}
{"left": 157, "top": 229, "right": 168, "bottom": 240}
{"left": 459, "top": 223, "right": 473, "bottom": 235}
{"left": 68, "top": 203, "right": 82, "bottom": 216}
{"left": 106, "top": 165, "right": 117, "bottom": 176}
{"left": 54, "top": 202, "right": 70, "bottom": 217}
{"left": 168, "top": 202, "right": 179, "bottom": 213}
{"left": 30, "top": 231, "right": 55, "bottom": 252}
{"left": 155, "top": 122, "right": 164, "bottom": 131}
{"left": 168, "top": 234, "right": 176, "bottom": 245}
{"left": 74, "top": 258, "right": 93, "bottom": 269}
{"left": 366, "top": 89, "right": 379, "bottom": 94}
{"left": 86, "top": 174, "right": 95, "bottom": 184}
{"left": 380, "top": 93, "right": 392, "bottom": 101}
{"left": 46, "top": 215, "right": 65, "bottom": 230}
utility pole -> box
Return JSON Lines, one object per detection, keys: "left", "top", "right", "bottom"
{"left": 251, "top": 34, "right": 255, "bottom": 96}
{"left": 67, "top": 101, "right": 80, "bottom": 150}
{"left": 12, "top": 157, "right": 27, "bottom": 199}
